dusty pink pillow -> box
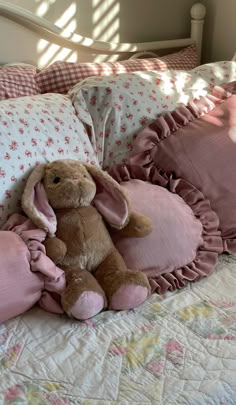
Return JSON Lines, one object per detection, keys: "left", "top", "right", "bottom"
{"left": 0, "top": 214, "right": 65, "bottom": 323}
{"left": 110, "top": 165, "right": 222, "bottom": 293}
{"left": 131, "top": 81, "right": 236, "bottom": 253}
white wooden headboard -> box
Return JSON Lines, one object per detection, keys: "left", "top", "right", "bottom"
{"left": 0, "top": 1, "right": 206, "bottom": 68}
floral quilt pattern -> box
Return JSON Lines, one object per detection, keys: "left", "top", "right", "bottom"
{"left": 0, "top": 254, "right": 236, "bottom": 404}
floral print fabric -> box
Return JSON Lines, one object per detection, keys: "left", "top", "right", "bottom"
{"left": 0, "top": 93, "right": 97, "bottom": 227}
{"left": 70, "top": 61, "right": 236, "bottom": 170}
{"left": 1, "top": 62, "right": 236, "bottom": 227}
{"left": 1, "top": 61, "right": 236, "bottom": 403}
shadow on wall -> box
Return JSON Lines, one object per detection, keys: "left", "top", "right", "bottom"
{"left": 35, "top": 0, "right": 121, "bottom": 67}
{"left": 2, "top": 0, "right": 205, "bottom": 67}
{"left": 33, "top": 0, "right": 199, "bottom": 67}
{"left": 201, "top": 0, "right": 215, "bottom": 63}
{"left": 202, "top": 0, "right": 236, "bottom": 62}
{"left": 36, "top": 1, "right": 79, "bottom": 67}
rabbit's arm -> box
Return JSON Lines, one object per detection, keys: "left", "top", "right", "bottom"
{"left": 44, "top": 236, "right": 67, "bottom": 265}
{"left": 112, "top": 211, "right": 153, "bottom": 238}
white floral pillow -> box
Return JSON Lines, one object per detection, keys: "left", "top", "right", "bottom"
{"left": 0, "top": 93, "right": 97, "bottom": 227}
{"left": 69, "top": 61, "right": 236, "bottom": 169}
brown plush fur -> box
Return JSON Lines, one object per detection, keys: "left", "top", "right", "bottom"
{"left": 94, "top": 250, "right": 150, "bottom": 307}
{"left": 110, "top": 211, "right": 153, "bottom": 238}
{"left": 22, "top": 159, "right": 152, "bottom": 317}
{"left": 61, "top": 268, "right": 106, "bottom": 315}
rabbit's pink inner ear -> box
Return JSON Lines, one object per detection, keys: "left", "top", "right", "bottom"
{"left": 93, "top": 188, "right": 129, "bottom": 228}
{"left": 34, "top": 182, "right": 57, "bottom": 236}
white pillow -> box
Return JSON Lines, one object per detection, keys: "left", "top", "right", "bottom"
{"left": 69, "top": 61, "right": 236, "bottom": 169}
{"left": 0, "top": 93, "right": 97, "bottom": 227}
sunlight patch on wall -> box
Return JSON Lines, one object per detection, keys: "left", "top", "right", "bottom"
{"left": 36, "top": 1, "right": 49, "bottom": 17}
{"left": 36, "top": 0, "right": 56, "bottom": 17}
{"left": 54, "top": 3, "right": 76, "bottom": 28}
{"left": 92, "top": 0, "right": 120, "bottom": 62}
{"left": 35, "top": 0, "right": 121, "bottom": 67}
{"left": 36, "top": 1, "right": 77, "bottom": 68}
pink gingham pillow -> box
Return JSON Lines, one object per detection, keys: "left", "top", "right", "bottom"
{"left": 36, "top": 45, "right": 197, "bottom": 94}
{"left": 0, "top": 65, "right": 40, "bottom": 100}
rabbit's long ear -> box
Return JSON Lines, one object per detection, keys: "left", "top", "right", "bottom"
{"left": 21, "top": 164, "right": 57, "bottom": 236}
{"left": 85, "top": 164, "right": 130, "bottom": 229}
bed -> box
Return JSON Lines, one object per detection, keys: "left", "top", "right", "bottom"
{"left": 0, "top": 2, "right": 236, "bottom": 404}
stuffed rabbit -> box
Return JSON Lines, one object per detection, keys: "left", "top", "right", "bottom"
{"left": 22, "top": 159, "right": 152, "bottom": 320}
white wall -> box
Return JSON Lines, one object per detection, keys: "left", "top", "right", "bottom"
{"left": 1, "top": 0, "right": 197, "bottom": 66}
{"left": 5, "top": 0, "right": 197, "bottom": 41}
{"left": 202, "top": 0, "right": 236, "bottom": 62}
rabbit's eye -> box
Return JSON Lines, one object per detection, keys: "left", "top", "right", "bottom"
{"left": 53, "top": 176, "right": 61, "bottom": 184}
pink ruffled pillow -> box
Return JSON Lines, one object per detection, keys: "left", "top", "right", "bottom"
{"left": 110, "top": 165, "right": 222, "bottom": 293}
{"left": 131, "top": 81, "right": 236, "bottom": 253}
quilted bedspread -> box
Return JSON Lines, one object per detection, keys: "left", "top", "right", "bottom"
{"left": 0, "top": 254, "right": 236, "bottom": 405}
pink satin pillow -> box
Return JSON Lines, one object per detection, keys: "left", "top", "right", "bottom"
{"left": 131, "top": 82, "right": 236, "bottom": 253}
{"left": 110, "top": 165, "right": 222, "bottom": 293}
{"left": 0, "top": 214, "right": 65, "bottom": 323}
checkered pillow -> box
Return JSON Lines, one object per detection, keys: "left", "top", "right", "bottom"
{"left": 0, "top": 64, "right": 40, "bottom": 100}
{"left": 36, "top": 45, "right": 198, "bottom": 94}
